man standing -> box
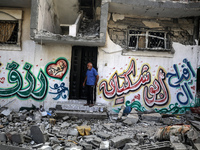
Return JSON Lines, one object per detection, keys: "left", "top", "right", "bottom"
{"left": 83, "top": 62, "right": 99, "bottom": 107}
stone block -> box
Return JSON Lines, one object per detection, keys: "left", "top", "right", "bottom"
{"left": 11, "top": 132, "right": 24, "bottom": 144}
{"left": 172, "top": 143, "right": 187, "bottom": 150}
{"left": 96, "top": 132, "right": 110, "bottom": 139}
{"left": 30, "top": 125, "right": 47, "bottom": 144}
{"left": 194, "top": 143, "right": 200, "bottom": 150}
{"left": 64, "top": 146, "right": 83, "bottom": 150}
{"left": 38, "top": 145, "right": 52, "bottom": 150}
{"left": 141, "top": 113, "right": 162, "bottom": 122}
{"left": 123, "top": 143, "right": 138, "bottom": 150}
{"left": 110, "top": 135, "right": 131, "bottom": 148}
{"left": 61, "top": 122, "right": 70, "bottom": 128}
{"left": 100, "top": 141, "right": 110, "bottom": 150}
{"left": 0, "top": 133, "right": 7, "bottom": 142}
{"left": 67, "top": 128, "right": 78, "bottom": 137}
{"left": 81, "top": 142, "right": 92, "bottom": 150}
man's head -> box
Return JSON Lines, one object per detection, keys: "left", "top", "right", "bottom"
{"left": 87, "top": 62, "right": 93, "bottom": 70}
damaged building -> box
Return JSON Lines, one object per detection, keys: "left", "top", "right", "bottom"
{"left": 0, "top": 0, "right": 200, "bottom": 149}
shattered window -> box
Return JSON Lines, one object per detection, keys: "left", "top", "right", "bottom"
{"left": 0, "top": 21, "right": 18, "bottom": 44}
{"left": 128, "top": 30, "right": 170, "bottom": 51}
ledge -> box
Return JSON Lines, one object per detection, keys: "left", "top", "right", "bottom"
{"left": 0, "top": 44, "right": 21, "bottom": 51}
{"left": 122, "top": 49, "right": 175, "bottom": 58}
{"left": 109, "top": 0, "right": 200, "bottom": 18}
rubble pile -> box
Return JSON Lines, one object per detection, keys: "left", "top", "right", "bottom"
{"left": 0, "top": 105, "right": 200, "bottom": 150}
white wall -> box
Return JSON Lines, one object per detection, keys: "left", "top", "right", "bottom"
{"left": 97, "top": 33, "right": 200, "bottom": 114}
{"left": 0, "top": 8, "right": 72, "bottom": 111}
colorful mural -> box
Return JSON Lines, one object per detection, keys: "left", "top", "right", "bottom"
{"left": 166, "top": 58, "right": 196, "bottom": 105}
{"left": 49, "top": 82, "right": 69, "bottom": 100}
{"left": 0, "top": 61, "right": 48, "bottom": 101}
{"left": 45, "top": 57, "right": 69, "bottom": 81}
{"left": 144, "top": 68, "right": 169, "bottom": 108}
{"left": 99, "top": 59, "right": 151, "bottom": 99}
{"left": 99, "top": 58, "right": 197, "bottom": 114}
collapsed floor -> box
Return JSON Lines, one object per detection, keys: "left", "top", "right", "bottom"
{"left": 0, "top": 104, "right": 200, "bottom": 150}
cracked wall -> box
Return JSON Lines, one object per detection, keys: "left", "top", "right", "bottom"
{"left": 108, "top": 13, "right": 195, "bottom": 49}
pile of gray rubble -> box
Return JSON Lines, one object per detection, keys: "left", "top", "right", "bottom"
{"left": 0, "top": 104, "right": 200, "bottom": 150}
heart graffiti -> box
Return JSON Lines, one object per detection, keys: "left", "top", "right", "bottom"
{"left": 45, "top": 57, "right": 69, "bottom": 81}
{"left": 0, "top": 77, "right": 5, "bottom": 83}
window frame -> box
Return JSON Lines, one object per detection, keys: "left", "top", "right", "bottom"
{"left": 0, "top": 9, "right": 22, "bottom": 51}
{"left": 127, "top": 29, "right": 170, "bottom": 51}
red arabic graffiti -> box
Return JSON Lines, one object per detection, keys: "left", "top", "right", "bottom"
{"left": 0, "top": 77, "right": 5, "bottom": 84}
{"left": 99, "top": 60, "right": 151, "bottom": 99}
{"left": 143, "top": 68, "right": 169, "bottom": 107}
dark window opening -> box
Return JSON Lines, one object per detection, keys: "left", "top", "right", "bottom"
{"left": 79, "top": 0, "right": 95, "bottom": 19}
{"left": 128, "top": 30, "right": 170, "bottom": 51}
{"left": 0, "top": 21, "right": 18, "bottom": 44}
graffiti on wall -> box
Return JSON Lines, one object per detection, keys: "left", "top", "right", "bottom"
{"left": 49, "top": 82, "right": 69, "bottom": 100}
{"left": 166, "top": 58, "right": 196, "bottom": 105}
{"left": 99, "top": 59, "right": 151, "bottom": 99}
{"left": 0, "top": 77, "right": 5, "bottom": 84}
{"left": 0, "top": 61, "right": 48, "bottom": 101}
{"left": 45, "top": 57, "right": 69, "bottom": 81}
{"left": 144, "top": 68, "right": 169, "bottom": 108}
{"left": 99, "top": 59, "right": 170, "bottom": 108}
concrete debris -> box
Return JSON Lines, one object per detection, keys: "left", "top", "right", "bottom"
{"left": 123, "top": 108, "right": 139, "bottom": 125}
{"left": 110, "top": 135, "right": 131, "bottom": 148}
{"left": 141, "top": 113, "right": 162, "bottom": 122}
{"left": 1, "top": 109, "right": 12, "bottom": 116}
{"left": 0, "top": 105, "right": 200, "bottom": 150}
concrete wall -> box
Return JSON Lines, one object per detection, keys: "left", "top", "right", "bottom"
{"left": 97, "top": 15, "right": 200, "bottom": 114}
{"left": 0, "top": 8, "right": 72, "bottom": 111}
{"left": 108, "top": 13, "right": 194, "bottom": 48}
{"left": 38, "top": 0, "right": 61, "bottom": 34}
{"left": 53, "top": 0, "right": 79, "bottom": 24}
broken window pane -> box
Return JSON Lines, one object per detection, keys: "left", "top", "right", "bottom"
{"left": 128, "top": 30, "right": 169, "bottom": 50}
{"left": 148, "top": 32, "right": 165, "bottom": 49}
{"left": 0, "top": 21, "right": 18, "bottom": 44}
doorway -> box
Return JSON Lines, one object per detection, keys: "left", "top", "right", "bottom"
{"left": 69, "top": 46, "right": 98, "bottom": 100}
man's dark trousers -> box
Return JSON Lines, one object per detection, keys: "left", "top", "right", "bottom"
{"left": 86, "top": 85, "right": 94, "bottom": 104}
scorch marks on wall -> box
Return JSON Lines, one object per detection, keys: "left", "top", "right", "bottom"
{"left": 98, "top": 57, "right": 196, "bottom": 114}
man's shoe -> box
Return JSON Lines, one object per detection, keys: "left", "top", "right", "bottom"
{"left": 84, "top": 103, "right": 89, "bottom": 106}
{"left": 89, "top": 104, "right": 94, "bottom": 107}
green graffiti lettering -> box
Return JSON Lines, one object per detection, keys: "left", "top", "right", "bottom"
{"left": 0, "top": 61, "right": 48, "bottom": 101}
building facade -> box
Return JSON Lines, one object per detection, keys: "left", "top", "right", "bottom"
{"left": 0, "top": 0, "right": 200, "bottom": 114}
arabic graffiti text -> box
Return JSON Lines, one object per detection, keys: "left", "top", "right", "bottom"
{"left": 0, "top": 61, "right": 48, "bottom": 101}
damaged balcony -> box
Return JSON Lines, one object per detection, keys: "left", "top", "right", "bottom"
{"left": 30, "top": 0, "right": 108, "bottom": 47}
{"left": 109, "top": 0, "right": 200, "bottom": 18}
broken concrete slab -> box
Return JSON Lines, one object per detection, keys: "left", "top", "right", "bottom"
{"left": 30, "top": 125, "right": 47, "bottom": 144}
{"left": 171, "top": 142, "right": 187, "bottom": 150}
{"left": 38, "top": 145, "right": 52, "bottom": 150}
{"left": 123, "top": 142, "right": 138, "bottom": 150}
{"left": 0, "top": 133, "right": 7, "bottom": 142}
{"left": 141, "top": 113, "right": 162, "bottom": 122}
{"left": 100, "top": 140, "right": 110, "bottom": 150}
{"left": 55, "top": 111, "right": 108, "bottom": 119}
{"left": 11, "top": 132, "right": 24, "bottom": 144}
{"left": 64, "top": 146, "right": 83, "bottom": 150}
{"left": 1, "top": 109, "right": 12, "bottom": 116}
{"left": 67, "top": 128, "right": 78, "bottom": 136}
{"left": 96, "top": 132, "right": 110, "bottom": 139}
{"left": 110, "top": 135, "right": 131, "bottom": 148}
